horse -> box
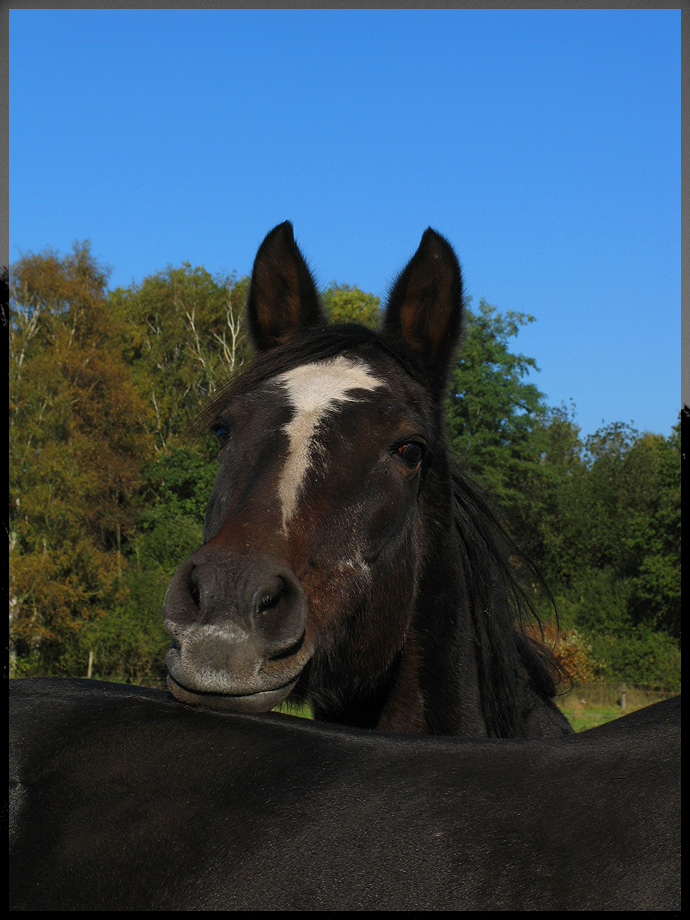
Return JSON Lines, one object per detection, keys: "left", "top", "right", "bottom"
{"left": 163, "top": 221, "right": 572, "bottom": 737}
{"left": 9, "top": 678, "right": 680, "bottom": 911}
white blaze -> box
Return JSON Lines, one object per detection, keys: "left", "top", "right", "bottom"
{"left": 276, "top": 356, "right": 383, "bottom": 530}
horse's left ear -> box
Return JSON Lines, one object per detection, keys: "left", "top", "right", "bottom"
{"left": 382, "top": 228, "right": 463, "bottom": 398}
{"left": 246, "top": 221, "right": 326, "bottom": 352}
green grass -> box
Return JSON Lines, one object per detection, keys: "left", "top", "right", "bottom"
{"left": 274, "top": 700, "right": 313, "bottom": 720}
{"left": 558, "top": 705, "right": 624, "bottom": 732}
{"left": 556, "top": 683, "right": 672, "bottom": 732}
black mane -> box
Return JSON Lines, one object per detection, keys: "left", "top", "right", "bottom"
{"left": 450, "top": 464, "right": 566, "bottom": 736}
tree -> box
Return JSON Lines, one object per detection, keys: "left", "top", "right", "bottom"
{"left": 109, "top": 265, "right": 250, "bottom": 448}
{"left": 621, "top": 423, "right": 681, "bottom": 638}
{"left": 517, "top": 402, "right": 589, "bottom": 586}
{"left": 534, "top": 417, "right": 680, "bottom": 643}
{"left": 321, "top": 283, "right": 381, "bottom": 329}
{"left": 134, "top": 441, "right": 218, "bottom": 533}
{"left": 444, "top": 299, "right": 547, "bottom": 539}
{"left": 9, "top": 243, "right": 149, "bottom": 674}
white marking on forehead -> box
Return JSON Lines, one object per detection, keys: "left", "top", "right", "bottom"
{"left": 276, "top": 356, "right": 383, "bottom": 530}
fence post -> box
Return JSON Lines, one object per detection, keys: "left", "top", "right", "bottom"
{"left": 87, "top": 650, "right": 94, "bottom": 680}
{"left": 619, "top": 682, "right": 626, "bottom": 710}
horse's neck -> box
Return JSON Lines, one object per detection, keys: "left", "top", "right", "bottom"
{"left": 409, "top": 543, "right": 489, "bottom": 736}
{"left": 334, "top": 528, "right": 489, "bottom": 736}
{"left": 369, "top": 481, "right": 490, "bottom": 736}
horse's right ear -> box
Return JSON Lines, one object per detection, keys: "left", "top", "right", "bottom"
{"left": 382, "top": 228, "right": 463, "bottom": 398}
{"left": 246, "top": 222, "right": 326, "bottom": 352}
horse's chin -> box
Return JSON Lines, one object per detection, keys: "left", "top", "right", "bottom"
{"left": 166, "top": 673, "right": 299, "bottom": 714}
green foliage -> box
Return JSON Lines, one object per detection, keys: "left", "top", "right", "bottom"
{"left": 131, "top": 516, "right": 205, "bottom": 569}
{"left": 321, "top": 283, "right": 381, "bottom": 329}
{"left": 75, "top": 568, "right": 172, "bottom": 687}
{"left": 622, "top": 425, "right": 681, "bottom": 636}
{"left": 445, "top": 300, "right": 546, "bottom": 530}
{"left": 552, "top": 568, "right": 633, "bottom": 635}
{"left": 543, "top": 421, "right": 680, "bottom": 640}
{"left": 589, "top": 628, "right": 681, "bottom": 693}
{"left": 135, "top": 442, "right": 218, "bottom": 532}
{"left": 75, "top": 516, "right": 206, "bottom": 687}
{"left": 447, "top": 301, "right": 540, "bottom": 439}
{"left": 518, "top": 404, "right": 589, "bottom": 583}
{"left": 109, "top": 264, "right": 250, "bottom": 445}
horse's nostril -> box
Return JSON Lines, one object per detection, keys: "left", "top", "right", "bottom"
{"left": 254, "top": 576, "right": 285, "bottom": 615}
{"left": 186, "top": 566, "right": 201, "bottom": 608}
{"left": 257, "top": 593, "right": 279, "bottom": 612}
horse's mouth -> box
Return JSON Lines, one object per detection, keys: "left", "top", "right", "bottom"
{"left": 166, "top": 671, "right": 300, "bottom": 714}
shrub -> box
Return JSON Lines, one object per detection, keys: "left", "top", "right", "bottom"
{"left": 589, "top": 627, "right": 681, "bottom": 693}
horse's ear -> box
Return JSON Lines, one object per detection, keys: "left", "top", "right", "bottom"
{"left": 382, "top": 229, "right": 463, "bottom": 397}
{"left": 246, "top": 222, "right": 325, "bottom": 352}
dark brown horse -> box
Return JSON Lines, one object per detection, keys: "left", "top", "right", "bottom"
{"left": 163, "top": 222, "right": 571, "bottom": 736}
{"left": 9, "top": 678, "right": 681, "bottom": 910}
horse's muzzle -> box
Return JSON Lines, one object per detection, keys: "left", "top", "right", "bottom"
{"left": 163, "top": 546, "right": 311, "bottom": 712}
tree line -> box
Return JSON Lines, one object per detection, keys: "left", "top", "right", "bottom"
{"left": 8, "top": 242, "right": 681, "bottom": 692}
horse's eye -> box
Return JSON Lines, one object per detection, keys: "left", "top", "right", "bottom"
{"left": 214, "top": 425, "right": 230, "bottom": 447}
{"left": 395, "top": 442, "right": 424, "bottom": 469}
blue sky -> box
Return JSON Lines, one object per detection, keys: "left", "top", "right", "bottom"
{"left": 9, "top": 7, "right": 681, "bottom": 440}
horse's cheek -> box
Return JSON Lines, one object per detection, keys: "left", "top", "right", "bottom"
{"left": 360, "top": 473, "right": 418, "bottom": 560}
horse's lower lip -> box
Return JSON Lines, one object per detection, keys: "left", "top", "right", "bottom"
{"left": 166, "top": 673, "right": 300, "bottom": 714}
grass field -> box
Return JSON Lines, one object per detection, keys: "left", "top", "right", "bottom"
{"left": 274, "top": 700, "right": 313, "bottom": 720}
{"left": 556, "top": 683, "right": 672, "bottom": 732}
{"left": 558, "top": 704, "right": 628, "bottom": 732}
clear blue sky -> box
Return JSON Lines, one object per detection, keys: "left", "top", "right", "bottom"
{"left": 9, "top": 7, "right": 681, "bottom": 440}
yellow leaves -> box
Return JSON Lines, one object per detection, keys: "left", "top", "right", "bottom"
{"left": 524, "top": 622, "right": 597, "bottom": 684}
{"left": 9, "top": 244, "right": 145, "bottom": 666}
